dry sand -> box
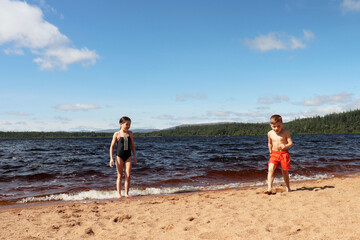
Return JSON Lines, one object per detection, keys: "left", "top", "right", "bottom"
{"left": 1, "top": 176, "right": 360, "bottom": 240}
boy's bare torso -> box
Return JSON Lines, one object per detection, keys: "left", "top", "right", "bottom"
{"left": 268, "top": 129, "right": 290, "bottom": 151}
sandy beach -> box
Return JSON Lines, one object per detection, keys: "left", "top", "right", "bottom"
{"left": 1, "top": 175, "right": 360, "bottom": 240}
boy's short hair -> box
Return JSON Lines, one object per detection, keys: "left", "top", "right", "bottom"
{"left": 270, "top": 114, "right": 283, "bottom": 124}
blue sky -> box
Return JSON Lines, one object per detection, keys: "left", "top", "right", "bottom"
{"left": 1, "top": 0, "right": 360, "bottom": 131}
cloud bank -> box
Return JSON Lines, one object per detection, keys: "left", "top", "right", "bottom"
{"left": 257, "top": 94, "right": 290, "bottom": 105}
{"left": 176, "top": 93, "right": 208, "bottom": 102}
{"left": 342, "top": 0, "right": 360, "bottom": 12}
{"left": 244, "top": 30, "right": 314, "bottom": 52}
{"left": 0, "top": 0, "right": 99, "bottom": 70}
{"left": 55, "top": 104, "right": 100, "bottom": 111}
{"left": 301, "top": 92, "right": 353, "bottom": 106}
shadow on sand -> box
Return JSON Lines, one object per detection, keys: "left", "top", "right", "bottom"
{"left": 294, "top": 185, "right": 335, "bottom": 192}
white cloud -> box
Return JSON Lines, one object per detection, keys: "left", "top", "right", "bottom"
{"left": 244, "top": 33, "right": 286, "bottom": 52}
{"left": 55, "top": 104, "right": 100, "bottom": 111}
{"left": 342, "top": 0, "right": 360, "bottom": 12}
{"left": 207, "top": 111, "right": 233, "bottom": 117}
{"left": 290, "top": 37, "right": 306, "bottom": 49}
{"left": 157, "top": 115, "right": 176, "bottom": 120}
{"left": 5, "top": 111, "right": 32, "bottom": 116}
{"left": 54, "top": 116, "right": 71, "bottom": 122}
{"left": 301, "top": 105, "right": 347, "bottom": 117}
{"left": 34, "top": 47, "right": 99, "bottom": 70}
{"left": 301, "top": 92, "right": 353, "bottom": 106}
{"left": 3, "top": 48, "right": 24, "bottom": 55}
{"left": 31, "top": 0, "right": 57, "bottom": 15}
{"left": 257, "top": 94, "right": 290, "bottom": 105}
{"left": 207, "top": 110, "right": 268, "bottom": 122}
{"left": 0, "top": 0, "right": 99, "bottom": 70}
{"left": 347, "top": 97, "right": 360, "bottom": 109}
{"left": 244, "top": 30, "right": 314, "bottom": 52}
{"left": 176, "top": 93, "right": 207, "bottom": 102}
{"left": 303, "top": 30, "right": 315, "bottom": 40}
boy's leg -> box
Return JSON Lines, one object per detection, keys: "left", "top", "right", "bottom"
{"left": 124, "top": 158, "right": 132, "bottom": 197}
{"left": 116, "top": 157, "right": 124, "bottom": 198}
{"left": 281, "top": 169, "right": 291, "bottom": 192}
{"left": 267, "top": 163, "right": 276, "bottom": 193}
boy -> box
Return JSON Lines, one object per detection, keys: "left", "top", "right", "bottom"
{"left": 266, "top": 114, "right": 293, "bottom": 194}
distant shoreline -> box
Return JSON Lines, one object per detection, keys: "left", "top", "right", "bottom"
{"left": 1, "top": 132, "right": 360, "bottom": 139}
{"left": 1, "top": 109, "right": 360, "bottom": 138}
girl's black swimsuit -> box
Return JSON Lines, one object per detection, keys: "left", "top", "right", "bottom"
{"left": 116, "top": 136, "right": 132, "bottom": 162}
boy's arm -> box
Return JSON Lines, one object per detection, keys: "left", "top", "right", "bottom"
{"left": 129, "top": 131, "right": 137, "bottom": 165}
{"left": 109, "top": 132, "right": 117, "bottom": 168}
{"left": 285, "top": 131, "right": 293, "bottom": 149}
{"left": 267, "top": 132, "right": 273, "bottom": 154}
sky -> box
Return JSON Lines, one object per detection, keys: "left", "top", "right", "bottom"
{"left": 1, "top": 0, "right": 360, "bottom": 131}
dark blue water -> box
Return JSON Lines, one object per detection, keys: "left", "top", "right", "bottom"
{"left": 0, "top": 134, "right": 360, "bottom": 205}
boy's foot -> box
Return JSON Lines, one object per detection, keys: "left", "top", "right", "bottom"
{"left": 264, "top": 190, "right": 275, "bottom": 195}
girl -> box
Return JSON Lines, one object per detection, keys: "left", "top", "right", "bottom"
{"left": 109, "top": 116, "right": 137, "bottom": 198}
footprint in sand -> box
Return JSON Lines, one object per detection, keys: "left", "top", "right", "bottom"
{"left": 161, "top": 224, "right": 174, "bottom": 231}
{"left": 51, "top": 224, "right": 61, "bottom": 230}
{"left": 85, "top": 227, "right": 94, "bottom": 235}
{"left": 113, "top": 215, "right": 132, "bottom": 223}
{"left": 67, "top": 220, "right": 81, "bottom": 227}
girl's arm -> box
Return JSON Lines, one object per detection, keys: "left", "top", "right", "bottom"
{"left": 129, "top": 131, "right": 137, "bottom": 165}
{"left": 109, "top": 132, "right": 117, "bottom": 168}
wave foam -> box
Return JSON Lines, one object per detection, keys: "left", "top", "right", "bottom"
{"left": 17, "top": 173, "right": 335, "bottom": 203}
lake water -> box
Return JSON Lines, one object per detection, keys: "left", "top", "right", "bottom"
{"left": 1, "top": 134, "right": 360, "bottom": 206}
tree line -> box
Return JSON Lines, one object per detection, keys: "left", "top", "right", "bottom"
{"left": 0, "top": 131, "right": 113, "bottom": 139}
{"left": 1, "top": 109, "right": 359, "bottom": 139}
{"left": 136, "top": 109, "right": 360, "bottom": 137}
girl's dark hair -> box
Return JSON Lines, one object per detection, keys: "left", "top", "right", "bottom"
{"left": 119, "top": 116, "right": 131, "bottom": 124}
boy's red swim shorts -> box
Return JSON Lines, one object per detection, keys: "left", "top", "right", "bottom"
{"left": 268, "top": 150, "right": 291, "bottom": 170}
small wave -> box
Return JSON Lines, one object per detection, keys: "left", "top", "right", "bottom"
{"left": 18, "top": 190, "right": 118, "bottom": 203}
{"left": 18, "top": 183, "right": 268, "bottom": 203}
{"left": 289, "top": 173, "right": 334, "bottom": 182}
{"left": 25, "top": 148, "right": 48, "bottom": 152}
{"left": 16, "top": 173, "right": 334, "bottom": 204}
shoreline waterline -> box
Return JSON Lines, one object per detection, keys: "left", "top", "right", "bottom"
{"left": 2, "top": 170, "right": 360, "bottom": 209}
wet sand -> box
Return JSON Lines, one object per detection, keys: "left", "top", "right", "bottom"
{"left": 1, "top": 175, "right": 360, "bottom": 240}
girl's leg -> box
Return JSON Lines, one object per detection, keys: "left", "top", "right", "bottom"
{"left": 116, "top": 157, "right": 124, "bottom": 198}
{"left": 281, "top": 169, "right": 291, "bottom": 192}
{"left": 124, "top": 157, "right": 132, "bottom": 197}
{"left": 267, "top": 163, "right": 276, "bottom": 193}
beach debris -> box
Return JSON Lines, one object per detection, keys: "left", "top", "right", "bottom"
{"left": 85, "top": 227, "right": 94, "bottom": 235}
{"left": 113, "top": 215, "right": 132, "bottom": 223}
{"left": 67, "top": 220, "right": 81, "bottom": 227}
{"left": 161, "top": 224, "right": 174, "bottom": 231}
{"left": 52, "top": 224, "right": 61, "bottom": 230}
{"left": 57, "top": 209, "right": 65, "bottom": 214}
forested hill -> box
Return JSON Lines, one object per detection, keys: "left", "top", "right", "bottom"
{"left": 1, "top": 109, "right": 359, "bottom": 139}
{"left": 0, "top": 131, "right": 113, "bottom": 139}
{"left": 136, "top": 109, "right": 360, "bottom": 137}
